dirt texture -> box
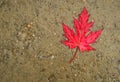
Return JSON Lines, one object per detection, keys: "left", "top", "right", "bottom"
{"left": 0, "top": 0, "right": 120, "bottom": 82}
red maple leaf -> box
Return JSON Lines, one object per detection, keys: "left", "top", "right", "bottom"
{"left": 61, "top": 7, "right": 103, "bottom": 63}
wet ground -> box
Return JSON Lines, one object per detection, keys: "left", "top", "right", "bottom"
{"left": 0, "top": 0, "right": 120, "bottom": 82}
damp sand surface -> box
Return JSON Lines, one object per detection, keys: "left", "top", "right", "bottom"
{"left": 0, "top": 0, "right": 120, "bottom": 82}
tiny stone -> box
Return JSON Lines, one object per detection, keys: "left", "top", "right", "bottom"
{"left": 54, "top": 32, "right": 56, "bottom": 35}
{"left": 51, "top": 55, "right": 54, "bottom": 59}
{"left": 32, "top": 34, "right": 35, "bottom": 37}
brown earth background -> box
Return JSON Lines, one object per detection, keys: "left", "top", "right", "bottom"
{"left": 0, "top": 0, "right": 120, "bottom": 82}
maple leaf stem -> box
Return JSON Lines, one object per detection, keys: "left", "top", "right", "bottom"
{"left": 69, "top": 47, "right": 79, "bottom": 64}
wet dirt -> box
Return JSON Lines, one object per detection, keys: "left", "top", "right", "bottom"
{"left": 0, "top": 0, "right": 120, "bottom": 82}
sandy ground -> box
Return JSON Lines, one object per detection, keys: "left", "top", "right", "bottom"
{"left": 0, "top": 0, "right": 120, "bottom": 82}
